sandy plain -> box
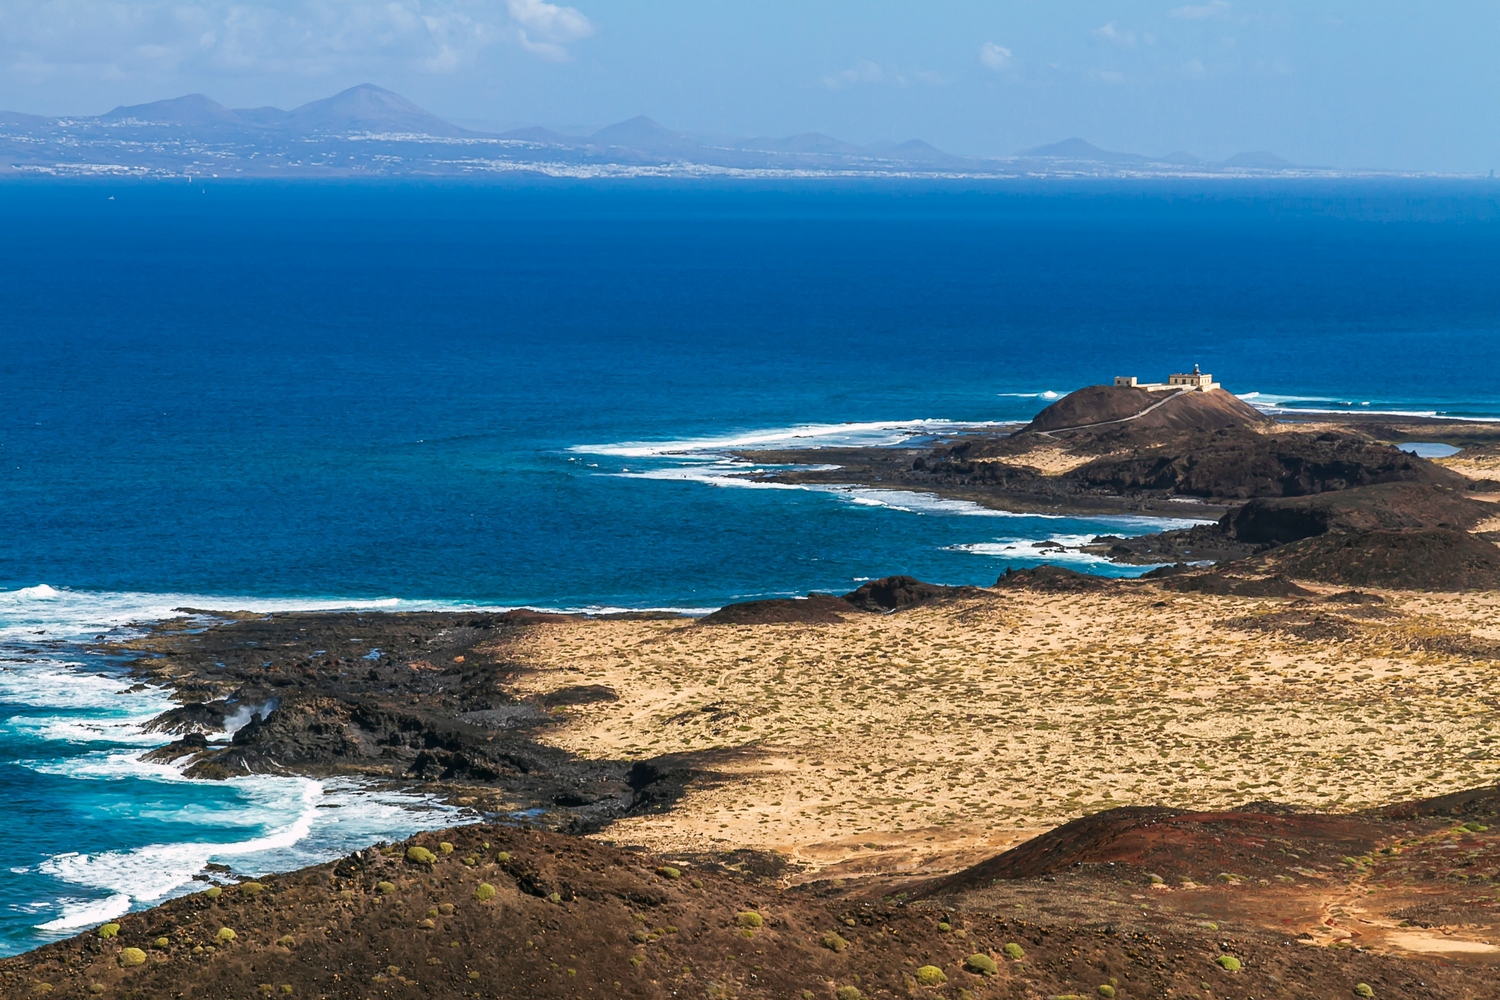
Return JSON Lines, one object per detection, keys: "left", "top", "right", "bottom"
{"left": 490, "top": 585, "right": 1500, "bottom": 881}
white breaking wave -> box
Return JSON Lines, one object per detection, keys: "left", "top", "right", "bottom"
{"left": 946, "top": 535, "right": 1169, "bottom": 572}
{"left": 569, "top": 418, "right": 1004, "bottom": 459}
{"left": 32, "top": 774, "right": 464, "bottom": 931}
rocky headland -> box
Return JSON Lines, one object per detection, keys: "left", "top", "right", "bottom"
{"left": 9, "top": 384, "right": 1500, "bottom": 996}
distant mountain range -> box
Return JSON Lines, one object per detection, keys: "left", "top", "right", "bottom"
{"left": 0, "top": 83, "right": 1333, "bottom": 181}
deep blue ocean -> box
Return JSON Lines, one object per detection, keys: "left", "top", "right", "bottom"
{"left": 2, "top": 179, "right": 1499, "bottom": 955}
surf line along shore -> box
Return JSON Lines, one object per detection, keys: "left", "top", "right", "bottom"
{"left": 11, "top": 378, "right": 1500, "bottom": 995}
{"left": 13, "top": 573, "right": 1500, "bottom": 998}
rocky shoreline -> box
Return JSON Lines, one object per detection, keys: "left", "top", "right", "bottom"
{"left": 112, "top": 610, "right": 708, "bottom": 834}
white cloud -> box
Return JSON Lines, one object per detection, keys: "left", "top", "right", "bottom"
{"left": 0, "top": 0, "right": 593, "bottom": 83}
{"left": 1092, "top": 22, "right": 1137, "bottom": 47}
{"left": 1169, "top": 1, "right": 1231, "bottom": 20}
{"left": 506, "top": 0, "right": 593, "bottom": 62}
{"left": 979, "top": 41, "right": 1011, "bottom": 70}
{"left": 1181, "top": 57, "right": 1206, "bottom": 77}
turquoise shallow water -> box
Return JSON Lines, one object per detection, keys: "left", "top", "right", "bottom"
{"left": 2, "top": 179, "right": 1499, "bottom": 954}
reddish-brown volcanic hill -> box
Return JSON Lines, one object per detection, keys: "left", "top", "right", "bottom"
{"left": 913, "top": 806, "right": 1388, "bottom": 896}
{"left": 1020, "top": 385, "right": 1271, "bottom": 437}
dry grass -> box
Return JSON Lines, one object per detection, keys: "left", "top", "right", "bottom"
{"left": 489, "top": 587, "right": 1500, "bottom": 877}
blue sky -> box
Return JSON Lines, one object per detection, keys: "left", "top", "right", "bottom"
{"left": 1, "top": 1, "right": 1496, "bottom": 171}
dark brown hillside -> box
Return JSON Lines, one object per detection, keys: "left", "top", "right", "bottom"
{"left": 1020, "top": 385, "right": 1271, "bottom": 438}
{"left": 1247, "top": 526, "right": 1500, "bottom": 590}
{"left": 1070, "top": 428, "right": 1467, "bottom": 499}
{"left": 9, "top": 799, "right": 1500, "bottom": 1000}
{"left": 1224, "top": 482, "right": 1493, "bottom": 544}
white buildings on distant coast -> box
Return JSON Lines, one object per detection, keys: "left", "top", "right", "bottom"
{"left": 1113, "top": 364, "right": 1221, "bottom": 392}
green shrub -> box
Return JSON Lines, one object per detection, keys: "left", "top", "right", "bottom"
{"left": 97, "top": 924, "right": 120, "bottom": 939}
{"left": 153, "top": 937, "right": 169, "bottom": 948}
{"left": 1354, "top": 985, "right": 1374, "bottom": 998}
{"left": 276, "top": 935, "right": 295, "bottom": 948}
{"left": 960, "top": 953, "right": 996, "bottom": 977}
{"left": 119, "top": 948, "right": 146, "bottom": 967}
{"left": 419, "top": 919, "right": 435, "bottom": 929}
{"left": 217, "top": 927, "right": 237, "bottom": 943}
{"left": 964, "top": 954, "right": 997, "bottom": 976}
{"left": 1216, "top": 955, "right": 1241, "bottom": 972}
{"left": 89, "top": 984, "right": 105, "bottom": 994}
{"left": 405, "top": 846, "right": 436, "bottom": 865}
{"left": 735, "top": 911, "right": 763, "bottom": 929}
{"left": 547, "top": 892, "right": 562, "bottom": 903}
{"left": 821, "top": 932, "right": 848, "bottom": 952}
{"left": 496, "top": 851, "right": 511, "bottom": 863}
{"left": 439, "top": 903, "right": 455, "bottom": 915}
{"left": 463, "top": 855, "right": 478, "bottom": 866}
{"left": 915, "top": 966, "right": 947, "bottom": 987}
{"left": 240, "top": 881, "right": 265, "bottom": 895}
{"left": 843, "top": 916, "right": 857, "bottom": 927}
{"left": 376, "top": 881, "right": 396, "bottom": 894}
{"left": 937, "top": 921, "right": 951, "bottom": 932}
{"left": 439, "top": 842, "right": 454, "bottom": 854}
{"left": 835, "top": 987, "right": 862, "bottom": 1000}
{"left": 658, "top": 866, "right": 681, "bottom": 879}
{"left": 205, "top": 886, "right": 222, "bottom": 899}
{"left": 474, "top": 883, "right": 497, "bottom": 901}
{"left": 1003, "top": 942, "right": 1025, "bottom": 961}
{"left": 1098, "top": 986, "right": 1116, "bottom": 998}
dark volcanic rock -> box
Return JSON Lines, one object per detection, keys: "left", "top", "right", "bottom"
{"left": 1225, "top": 482, "right": 1491, "bottom": 544}
{"left": 994, "top": 565, "right": 1114, "bottom": 592}
{"left": 1251, "top": 527, "right": 1500, "bottom": 590}
{"left": 1071, "top": 428, "right": 1467, "bottom": 500}
{"left": 840, "top": 575, "right": 975, "bottom": 612}
{"left": 142, "top": 700, "right": 230, "bottom": 734}
{"left": 697, "top": 594, "right": 855, "bottom": 625}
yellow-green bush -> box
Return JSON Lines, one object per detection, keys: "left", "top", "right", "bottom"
{"left": 964, "top": 954, "right": 997, "bottom": 976}
{"left": 915, "top": 966, "right": 947, "bottom": 987}
{"left": 405, "top": 846, "right": 436, "bottom": 865}
{"left": 217, "top": 927, "right": 237, "bottom": 943}
{"left": 119, "top": 948, "right": 147, "bottom": 967}
{"left": 438, "top": 903, "right": 455, "bottom": 915}
{"left": 153, "top": 937, "right": 169, "bottom": 948}
{"left": 276, "top": 935, "right": 295, "bottom": 948}
{"left": 205, "top": 886, "right": 222, "bottom": 899}
{"left": 1216, "top": 955, "right": 1241, "bottom": 972}
{"left": 735, "top": 911, "right": 763, "bottom": 929}
{"left": 657, "top": 866, "right": 681, "bottom": 879}
{"left": 96, "top": 924, "right": 120, "bottom": 939}
{"left": 439, "top": 842, "right": 454, "bottom": 854}
{"left": 835, "top": 987, "right": 862, "bottom": 1000}
{"left": 496, "top": 851, "right": 511, "bottom": 863}
{"left": 1002, "top": 942, "right": 1024, "bottom": 961}
{"left": 240, "top": 882, "right": 265, "bottom": 895}
{"left": 474, "top": 883, "right": 497, "bottom": 901}
{"left": 821, "top": 932, "right": 848, "bottom": 952}
{"left": 1098, "top": 985, "right": 1116, "bottom": 998}
{"left": 1354, "top": 985, "right": 1374, "bottom": 998}
{"left": 376, "top": 881, "right": 396, "bottom": 894}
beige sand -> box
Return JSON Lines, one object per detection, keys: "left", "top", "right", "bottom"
{"left": 487, "top": 587, "right": 1500, "bottom": 878}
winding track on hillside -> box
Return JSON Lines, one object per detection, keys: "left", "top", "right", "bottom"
{"left": 1032, "top": 387, "right": 1190, "bottom": 438}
